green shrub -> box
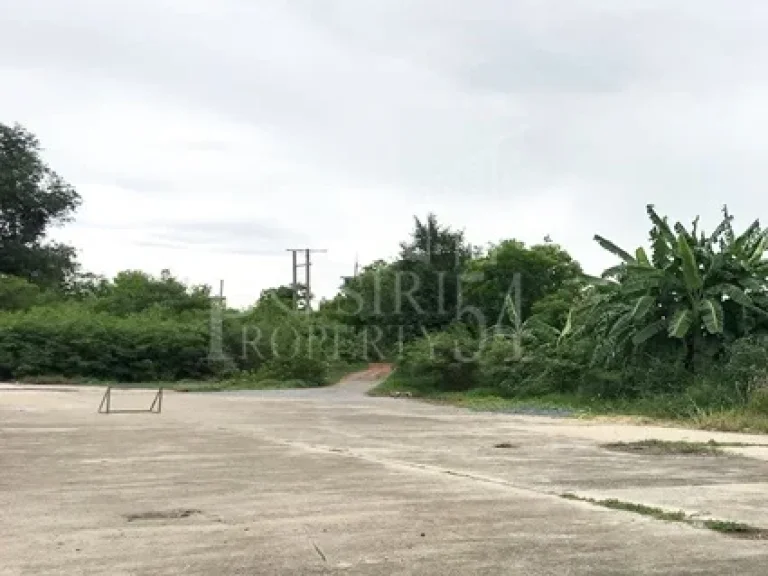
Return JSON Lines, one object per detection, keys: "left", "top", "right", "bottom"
{"left": 477, "top": 336, "right": 519, "bottom": 390}
{"left": 747, "top": 385, "right": 768, "bottom": 415}
{"left": 0, "top": 275, "right": 55, "bottom": 311}
{"left": 722, "top": 336, "right": 768, "bottom": 389}
{"left": 254, "top": 355, "right": 329, "bottom": 385}
{"left": 618, "top": 355, "right": 693, "bottom": 398}
{"left": 0, "top": 304, "right": 211, "bottom": 382}
{"left": 397, "top": 327, "right": 481, "bottom": 391}
{"left": 674, "top": 336, "right": 768, "bottom": 413}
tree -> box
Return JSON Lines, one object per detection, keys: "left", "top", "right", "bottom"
{"left": 0, "top": 123, "right": 81, "bottom": 287}
{"left": 392, "top": 213, "right": 475, "bottom": 337}
{"left": 0, "top": 274, "right": 45, "bottom": 310}
{"left": 248, "top": 285, "right": 304, "bottom": 319}
{"left": 91, "top": 269, "right": 211, "bottom": 317}
{"left": 589, "top": 205, "right": 768, "bottom": 369}
{"left": 463, "top": 240, "right": 583, "bottom": 331}
{"left": 330, "top": 215, "right": 477, "bottom": 348}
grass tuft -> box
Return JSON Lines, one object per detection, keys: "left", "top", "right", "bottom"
{"left": 602, "top": 439, "right": 768, "bottom": 456}
{"left": 602, "top": 439, "right": 725, "bottom": 456}
{"left": 561, "top": 494, "right": 686, "bottom": 522}
{"left": 560, "top": 493, "right": 767, "bottom": 539}
{"left": 702, "top": 520, "right": 768, "bottom": 539}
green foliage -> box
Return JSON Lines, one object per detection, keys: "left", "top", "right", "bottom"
{"left": 0, "top": 124, "right": 364, "bottom": 385}
{"left": 254, "top": 356, "right": 329, "bottom": 385}
{"left": 3, "top": 127, "right": 768, "bottom": 416}
{"left": 398, "top": 326, "right": 481, "bottom": 391}
{"left": 386, "top": 205, "right": 768, "bottom": 428}
{"left": 0, "top": 123, "right": 81, "bottom": 288}
{"left": 88, "top": 269, "right": 211, "bottom": 317}
{"left": 330, "top": 214, "right": 476, "bottom": 349}
{"left": 0, "top": 274, "right": 53, "bottom": 310}
{"left": 0, "top": 303, "right": 211, "bottom": 381}
{"left": 588, "top": 205, "right": 768, "bottom": 370}
{"left": 463, "top": 240, "right": 583, "bottom": 331}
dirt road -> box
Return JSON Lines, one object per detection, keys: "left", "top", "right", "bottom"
{"left": 2, "top": 376, "right": 768, "bottom": 575}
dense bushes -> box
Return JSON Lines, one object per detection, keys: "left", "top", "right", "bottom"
{"left": 384, "top": 206, "right": 768, "bottom": 417}
{"left": 0, "top": 304, "right": 211, "bottom": 381}
{"left": 0, "top": 302, "right": 369, "bottom": 384}
{"left": 0, "top": 272, "right": 373, "bottom": 384}
{"left": 398, "top": 327, "right": 481, "bottom": 392}
{"left": 394, "top": 326, "right": 768, "bottom": 416}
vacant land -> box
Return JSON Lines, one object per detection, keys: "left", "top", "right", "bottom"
{"left": 3, "top": 376, "right": 768, "bottom": 575}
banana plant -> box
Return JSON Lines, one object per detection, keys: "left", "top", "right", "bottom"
{"left": 588, "top": 205, "right": 768, "bottom": 368}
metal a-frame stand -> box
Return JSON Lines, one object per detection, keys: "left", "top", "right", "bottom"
{"left": 98, "top": 386, "right": 163, "bottom": 414}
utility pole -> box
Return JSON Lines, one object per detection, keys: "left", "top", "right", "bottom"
{"left": 286, "top": 248, "right": 327, "bottom": 311}
{"left": 290, "top": 250, "right": 298, "bottom": 309}
{"left": 341, "top": 255, "right": 360, "bottom": 287}
{"left": 208, "top": 279, "right": 226, "bottom": 361}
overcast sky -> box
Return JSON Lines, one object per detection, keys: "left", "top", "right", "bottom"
{"left": 2, "top": 0, "right": 768, "bottom": 307}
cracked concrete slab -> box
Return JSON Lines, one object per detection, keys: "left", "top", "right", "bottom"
{"left": 2, "top": 380, "right": 768, "bottom": 575}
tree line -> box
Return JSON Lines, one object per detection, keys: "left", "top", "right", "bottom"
{"left": 3, "top": 122, "right": 768, "bottom": 418}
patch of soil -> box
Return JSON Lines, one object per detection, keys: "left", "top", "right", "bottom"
{"left": 124, "top": 508, "right": 202, "bottom": 522}
{"left": 340, "top": 363, "right": 393, "bottom": 382}
{"left": 493, "top": 442, "right": 517, "bottom": 449}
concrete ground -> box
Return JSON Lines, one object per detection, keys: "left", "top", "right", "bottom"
{"left": 2, "top": 377, "right": 768, "bottom": 575}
